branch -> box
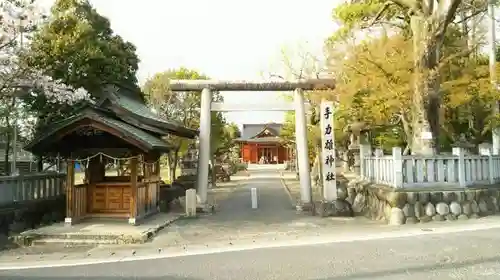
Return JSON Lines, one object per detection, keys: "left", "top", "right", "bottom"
{"left": 435, "top": 0, "right": 462, "bottom": 40}
{"left": 367, "top": 1, "right": 394, "bottom": 27}
{"left": 437, "top": 45, "right": 478, "bottom": 69}
{"left": 455, "top": 7, "right": 487, "bottom": 24}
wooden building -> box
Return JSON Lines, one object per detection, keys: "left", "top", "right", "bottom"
{"left": 235, "top": 123, "right": 291, "bottom": 164}
{"left": 24, "top": 85, "right": 197, "bottom": 225}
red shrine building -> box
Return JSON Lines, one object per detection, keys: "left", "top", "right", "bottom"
{"left": 235, "top": 123, "right": 291, "bottom": 164}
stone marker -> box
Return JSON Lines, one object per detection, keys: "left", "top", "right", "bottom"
{"left": 185, "top": 189, "right": 197, "bottom": 217}
{"left": 251, "top": 187, "right": 258, "bottom": 209}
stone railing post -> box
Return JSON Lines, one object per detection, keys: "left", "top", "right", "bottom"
{"left": 392, "top": 147, "right": 403, "bottom": 188}
{"left": 374, "top": 148, "right": 383, "bottom": 183}
{"left": 359, "top": 144, "right": 371, "bottom": 180}
{"left": 452, "top": 147, "right": 466, "bottom": 187}
{"left": 479, "top": 146, "right": 495, "bottom": 185}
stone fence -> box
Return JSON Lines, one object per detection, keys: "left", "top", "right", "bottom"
{"left": 360, "top": 145, "right": 500, "bottom": 189}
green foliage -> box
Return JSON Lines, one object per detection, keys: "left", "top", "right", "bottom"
{"left": 143, "top": 67, "right": 240, "bottom": 179}
{"left": 25, "top": 0, "right": 140, "bottom": 99}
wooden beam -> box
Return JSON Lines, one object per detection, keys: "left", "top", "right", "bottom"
{"left": 210, "top": 102, "right": 311, "bottom": 112}
{"left": 169, "top": 79, "right": 335, "bottom": 92}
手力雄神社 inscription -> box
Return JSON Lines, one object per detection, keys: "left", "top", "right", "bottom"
{"left": 320, "top": 101, "right": 337, "bottom": 201}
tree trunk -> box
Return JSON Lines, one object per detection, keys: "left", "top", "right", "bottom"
{"left": 3, "top": 130, "right": 10, "bottom": 175}
{"left": 410, "top": 16, "right": 441, "bottom": 155}
{"left": 210, "top": 153, "right": 217, "bottom": 188}
{"left": 37, "top": 157, "right": 43, "bottom": 172}
{"left": 169, "top": 146, "right": 181, "bottom": 181}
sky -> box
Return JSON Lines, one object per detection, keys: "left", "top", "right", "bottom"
{"left": 40, "top": 0, "right": 338, "bottom": 126}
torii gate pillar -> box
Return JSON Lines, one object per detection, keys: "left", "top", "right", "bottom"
{"left": 294, "top": 88, "right": 312, "bottom": 206}
{"left": 196, "top": 87, "right": 212, "bottom": 208}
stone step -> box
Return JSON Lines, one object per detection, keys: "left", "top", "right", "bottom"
{"left": 32, "top": 238, "right": 120, "bottom": 246}
{"left": 25, "top": 233, "right": 128, "bottom": 241}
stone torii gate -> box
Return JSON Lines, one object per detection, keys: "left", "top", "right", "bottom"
{"left": 169, "top": 79, "right": 335, "bottom": 210}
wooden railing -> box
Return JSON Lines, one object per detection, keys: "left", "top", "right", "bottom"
{"left": 0, "top": 172, "right": 66, "bottom": 206}
{"left": 360, "top": 145, "right": 500, "bottom": 189}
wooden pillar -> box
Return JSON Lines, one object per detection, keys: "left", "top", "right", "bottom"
{"left": 129, "top": 157, "right": 138, "bottom": 225}
{"left": 65, "top": 160, "right": 75, "bottom": 226}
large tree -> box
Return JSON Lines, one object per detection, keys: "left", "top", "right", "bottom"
{"left": 23, "top": 0, "right": 140, "bottom": 129}
{"left": 27, "top": 0, "right": 140, "bottom": 95}
{"left": 1, "top": 0, "right": 89, "bottom": 173}
{"left": 329, "top": 0, "right": 488, "bottom": 154}
{"left": 330, "top": 32, "right": 500, "bottom": 153}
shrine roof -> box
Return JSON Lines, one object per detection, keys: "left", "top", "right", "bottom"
{"left": 240, "top": 123, "right": 283, "bottom": 140}
{"left": 234, "top": 136, "right": 284, "bottom": 143}
{"left": 25, "top": 106, "right": 172, "bottom": 156}
{"left": 97, "top": 84, "right": 198, "bottom": 139}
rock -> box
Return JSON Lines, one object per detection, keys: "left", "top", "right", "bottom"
{"left": 389, "top": 207, "right": 405, "bottom": 225}
{"left": 491, "top": 190, "right": 500, "bottom": 200}
{"left": 464, "top": 190, "right": 475, "bottom": 201}
{"left": 487, "top": 197, "right": 498, "bottom": 213}
{"left": 346, "top": 188, "right": 356, "bottom": 205}
{"left": 425, "top": 203, "right": 436, "bottom": 217}
{"left": 445, "top": 214, "right": 457, "bottom": 221}
{"left": 478, "top": 199, "right": 488, "bottom": 213}
{"left": 402, "top": 203, "right": 415, "bottom": 217}
{"left": 13, "top": 210, "right": 24, "bottom": 221}
{"left": 436, "top": 202, "right": 450, "bottom": 215}
{"left": 384, "top": 203, "right": 392, "bottom": 221}
{"left": 8, "top": 221, "right": 27, "bottom": 233}
{"left": 442, "top": 192, "right": 457, "bottom": 203}
{"left": 433, "top": 214, "right": 445, "bottom": 222}
{"left": 418, "top": 192, "right": 430, "bottom": 204}
{"left": 476, "top": 190, "right": 486, "bottom": 200}
{"left": 351, "top": 193, "right": 366, "bottom": 213}
{"left": 449, "top": 202, "right": 462, "bottom": 216}
{"left": 458, "top": 214, "right": 469, "bottom": 220}
{"left": 462, "top": 202, "right": 472, "bottom": 215}
{"left": 406, "top": 192, "right": 418, "bottom": 204}
{"left": 50, "top": 211, "right": 64, "bottom": 222}
{"left": 159, "top": 200, "right": 169, "bottom": 212}
{"left": 337, "top": 186, "right": 348, "bottom": 200}
{"left": 470, "top": 200, "right": 479, "bottom": 214}
{"left": 454, "top": 191, "right": 466, "bottom": 203}
{"left": 405, "top": 217, "right": 418, "bottom": 224}
{"left": 470, "top": 213, "right": 480, "bottom": 219}
{"left": 387, "top": 192, "right": 407, "bottom": 208}
{"left": 41, "top": 213, "right": 53, "bottom": 225}
{"left": 430, "top": 192, "right": 443, "bottom": 204}
{"left": 419, "top": 216, "right": 432, "bottom": 223}
{"left": 414, "top": 202, "right": 425, "bottom": 218}
{"left": 320, "top": 200, "right": 353, "bottom": 217}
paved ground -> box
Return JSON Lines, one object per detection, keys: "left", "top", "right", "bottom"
{"left": 4, "top": 226, "right": 500, "bottom": 279}
{"left": 4, "top": 166, "right": 500, "bottom": 279}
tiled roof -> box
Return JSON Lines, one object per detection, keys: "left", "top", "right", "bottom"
{"left": 241, "top": 123, "right": 283, "bottom": 140}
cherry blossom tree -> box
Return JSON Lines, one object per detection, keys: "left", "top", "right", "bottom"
{"left": 0, "top": 0, "right": 89, "bottom": 104}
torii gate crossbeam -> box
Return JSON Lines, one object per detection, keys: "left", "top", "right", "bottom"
{"left": 169, "top": 79, "right": 335, "bottom": 211}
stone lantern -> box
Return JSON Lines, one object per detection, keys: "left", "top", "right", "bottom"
{"left": 346, "top": 121, "right": 369, "bottom": 174}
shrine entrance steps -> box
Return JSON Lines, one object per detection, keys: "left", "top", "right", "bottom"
{"left": 13, "top": 213, "right": 180, "bottom": 247}
{"left": 247, "top": 163, "right": 286, "bottom": 171}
